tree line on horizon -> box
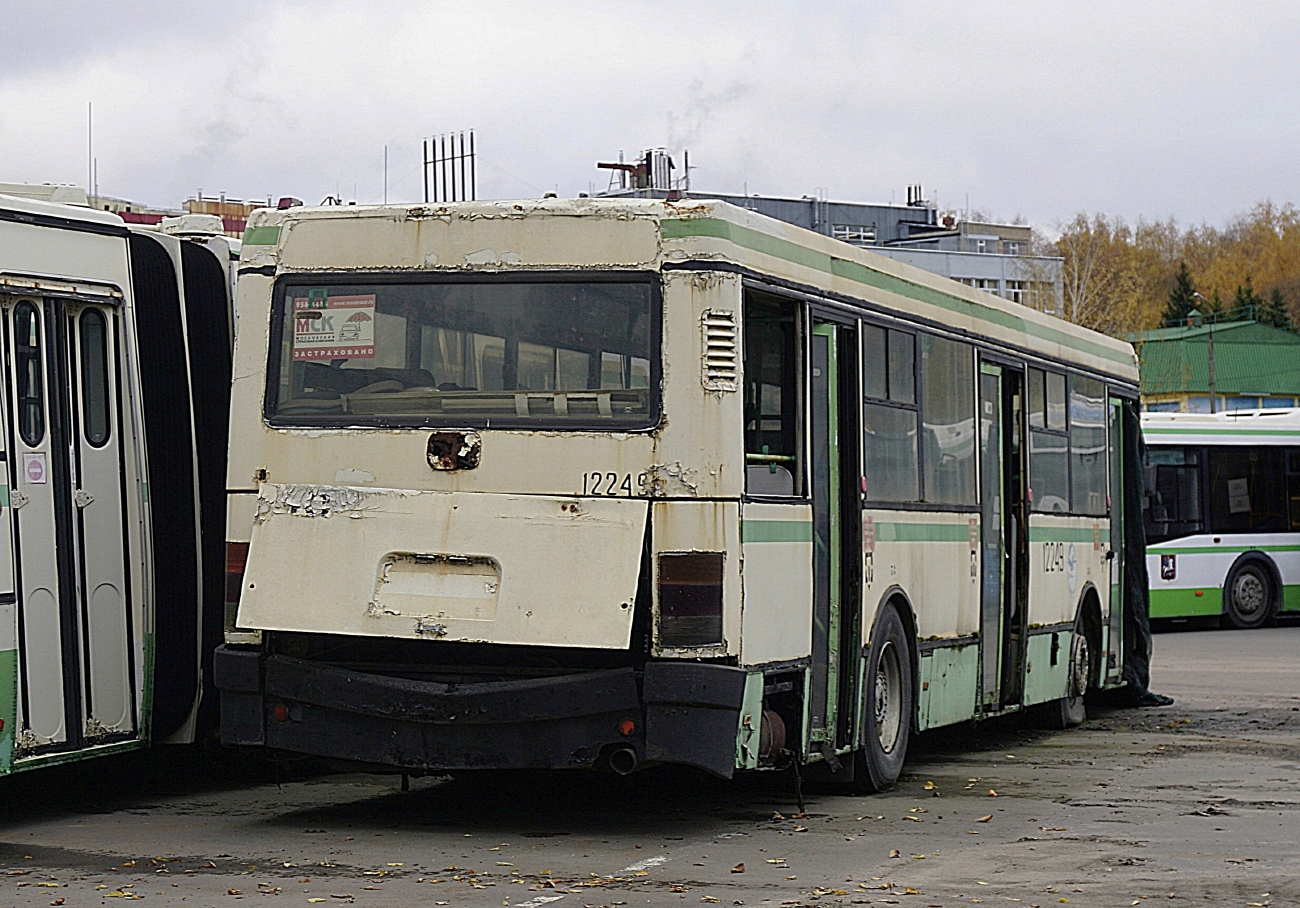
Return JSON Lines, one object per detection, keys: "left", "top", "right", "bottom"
{"left": 1042, "top": 201, "right": 1300, "bottom": 337}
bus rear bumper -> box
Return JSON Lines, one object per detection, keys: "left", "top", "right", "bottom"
{"left": 214, "top": 647, "right": 746, "bottom": 777}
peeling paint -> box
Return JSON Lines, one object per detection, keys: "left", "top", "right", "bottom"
{"left": 261, "top": 484, "right": 368, "bottom": 520}
{"left": 335, "top": 467, "right": 376, "bottom": 484}
{"left": 415, "top": 618, "right": 449, "bottom": 638}
{"left": 464, "top": 248, "right": 523, "bottom": 266}
{"left": 641, "top": 462, "right": 699, "bottom": 497}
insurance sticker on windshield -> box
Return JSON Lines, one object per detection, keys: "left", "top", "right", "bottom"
{"left": 291, "top": 290, "right": 376, "bottom": 361}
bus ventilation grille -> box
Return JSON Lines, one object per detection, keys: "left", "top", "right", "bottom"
{"left": 701, "top": 309, "right": 738, "bottom": 392}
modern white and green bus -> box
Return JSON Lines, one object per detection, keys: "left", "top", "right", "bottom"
{"left": 1144, "top": 408, "right": 1300, "bottom": 628}
{"left": 0, "top": 193, "right": 232, "bottom": 774}
{"left": 217, "top": 198, "right": 1144, "bottom": 790}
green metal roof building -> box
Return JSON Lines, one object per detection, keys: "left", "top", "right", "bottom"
{"left": 1129, "top": 320, "right": 1300, "bottom": 413}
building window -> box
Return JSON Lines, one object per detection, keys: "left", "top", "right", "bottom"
{"left": 973, "top": 278, "right": 1000, "bottom": 293}
{"left": 976, "top": 239, "right": 988, "bottom": 253}
{"left": 832, "top": 224, "right": 877, "bottom": 246}
{"left": 1003, "top": 241, "right": 1021, "bottom": 255}
{"left": 1224, "top": 396, "right": 1260, "bottom": 411}
{"left": 1262, "top": 396, "right": 1297, "bottom": 409}
{"left": 1004, "top": 280, "right": 1026, "bottom": 304}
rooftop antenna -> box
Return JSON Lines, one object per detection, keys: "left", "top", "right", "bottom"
{"left": 86, "top": 101, "right": 93, "bottom": 203}
{"left": 424, "top": 131, "right": 477, "bottom": 202}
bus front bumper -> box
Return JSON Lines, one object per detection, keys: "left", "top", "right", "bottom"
{"left": 214, "top": 647, "right": 747, "bottom": 777}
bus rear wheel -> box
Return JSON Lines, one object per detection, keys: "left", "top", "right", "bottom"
{"left": 1028, "top": 611, "right": 1089, "bottom": 729}
{"left": 853, "top": 604, "right": 913, "bottom": 793}
{"left": 1223, "top": 561, "right": 1274, "bottom": 630}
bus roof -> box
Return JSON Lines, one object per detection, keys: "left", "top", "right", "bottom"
{"left": 1142, "top": 408, "right": 1300, "bottom": 446}
{"left": 240, "top": 197, "right": 1138, "bottom": 383}
{"left": 0, "top": 192, "right": 126, "bottom": 230}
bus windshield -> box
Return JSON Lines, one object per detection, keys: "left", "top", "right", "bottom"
{"left": 267, "top": 276, "right": 656, "bottom": 428}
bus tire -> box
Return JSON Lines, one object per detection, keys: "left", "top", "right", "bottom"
{"left": 855, "top": 604, "right": 913, "bottom": 792}
{"left": 1027, "top": 610, "right": 1090, "bottom": 729}
{"left": 1223, "top": 560, "right": 1274, "bottom": 630}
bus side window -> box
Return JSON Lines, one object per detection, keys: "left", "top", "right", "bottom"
{"left": 743, "top": 291, "right": 799, "bottom": 496}
{"left": 1289, "top": 450, "right": 1300, "bottom": 530}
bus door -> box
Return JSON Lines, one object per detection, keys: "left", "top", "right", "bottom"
{"left": 809, "top": 320, "right": 861, "bottom": 758}
{"left": 978, "top": 363, "right": 1028, "bottom": 710}
{"left": 6, "top": 297, "right": 136, "bottom": 757}
{"left": 1105, "top": 396, "right": 1126, "bottom": 683}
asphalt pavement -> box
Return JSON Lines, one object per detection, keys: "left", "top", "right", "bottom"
{"left": 0, "top": 625, "right": 1296, "bottom": 907}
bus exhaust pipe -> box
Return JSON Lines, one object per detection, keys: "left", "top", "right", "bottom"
{"left": 608, "top": 745, "right": 638, "bottom": 776}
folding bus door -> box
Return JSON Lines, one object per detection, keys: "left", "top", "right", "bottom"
{"left": 6, "top": 296, "right": 136, "bottom": 757}
{"left": 1105, "top": 396, "right": 1126, "bottom": 684}
{"left": 809, "top": 320, "right": 862, "bottom": 757}
{"left": 978, "top": 363, "right": 1028, "bottom": 711}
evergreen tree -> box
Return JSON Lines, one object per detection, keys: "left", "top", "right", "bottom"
{"left": 1232, "top": 276, "right": 1264, "bottom": 319}
{"left": 1162, "top": 261, "right": 1199, "bottom": 326}
{"left": 1259, "top": 285, "right": 1294, "bottom": 330}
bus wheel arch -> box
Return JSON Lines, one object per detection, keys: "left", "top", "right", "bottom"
{"left": 1223, "top": 553, "right": 1278, "bottom": 630}
{"left": 855, "top": 591, "right": 917, "bottom": 792}
{"left": 1078, "top": 585, "right": 1104, "bottom": 689}
{"left": 1037, "top": 587, "right": 1101, "bottom": 729}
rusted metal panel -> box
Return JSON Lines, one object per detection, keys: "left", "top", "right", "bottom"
{"left": 650, "top": 499, "right": 741, "bottom": 658}
{"left": 238, "top": 483, "right": 647, "bottom": 649}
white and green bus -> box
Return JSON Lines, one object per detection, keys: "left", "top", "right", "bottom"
{"left": 1144, "top": 408, "right": 1300, "bottom": 628}
{"left": 0, "top": 194, "right": 233, "bottom": 774}
{"left": 217, "top": 198, "right": 1144, "bottom": 790}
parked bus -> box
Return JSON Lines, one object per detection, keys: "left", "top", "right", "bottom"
{"left": 0, "top": 193, "right": 231, "bottom": 773}
{"left": 217, "top": 198, "right": 1143, "bottom": 790}
{"left": 1143, "top": 408, "right": 1300, "bottom": 628}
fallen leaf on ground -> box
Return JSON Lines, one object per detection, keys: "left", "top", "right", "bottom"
{"left": 976, "top": 815, "right": 993, "bottom": 823}
{"left": 923, "top": 781, "right": 935, "bottom": 790}
{"left": 988, "top": 790, "right": 999, "bottom": 797}
{"left": 889, "top": 850, "right": 901, "bottom": 858}
{"left": 731, "top": 864, "right": 745, "bottom": 873}
{"left": 228, "top": 890, "right": 242, "bottom": 896}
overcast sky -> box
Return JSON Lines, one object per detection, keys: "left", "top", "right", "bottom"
{"left": 1, "top": 1, "right": 1297, "bottom": 230}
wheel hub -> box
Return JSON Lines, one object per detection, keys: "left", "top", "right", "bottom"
{"left": 1069, "top": 632, "right": 1089, "bottom": 700}
{"left": 875, "top": 641, "right": 902, "bottom": 754}
{"left": 1233, "top": 572, "right": 1266, "bottom": 616}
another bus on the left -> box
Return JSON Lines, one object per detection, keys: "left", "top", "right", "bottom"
{"left": 0, "top": 193, "right": 232, "bottom": 773}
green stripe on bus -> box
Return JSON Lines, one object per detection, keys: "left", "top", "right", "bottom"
{"left": 1150, "top": 543, "right": 1300, "bottom": 555}
{"left": 875, "top": 522, "right": 969, "bottom": 542}
{"left": 1028, "top": 526, "right": 1110, "bottom": 543}
{"left": 1149, "top": 587, "right": 1223, "bottom": 618}
{"left": 742, "top": 520, "right": 813, "bottom": 543}
{"left": 0, "top": 648, "right": 14, "bottom": 775}
{"left": 242, "top": 225, "right": 281, "bottom": 246}
{"left": 661, "top": 217, "right": 1133, "bottom": 369}
{"left": 1144, "top": 426, "right": 1300, "bottom": 437}
{"left": 1151, "top": 584, "right": 1300, "bottom": 618}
